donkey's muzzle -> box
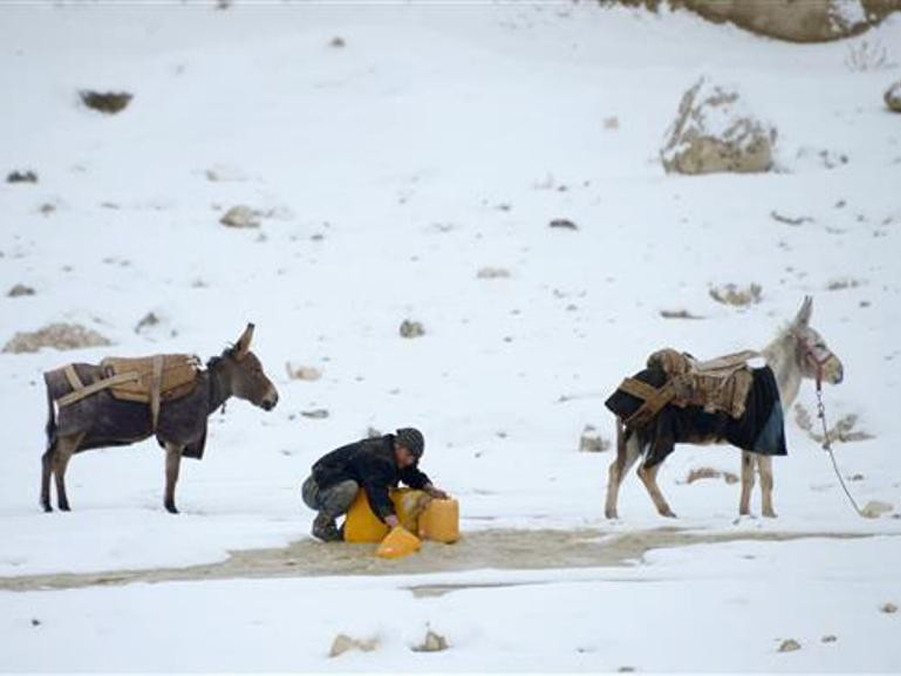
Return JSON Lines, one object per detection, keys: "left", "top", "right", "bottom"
{"left": 261, "top": 388, "right": 279, "bottom": 411}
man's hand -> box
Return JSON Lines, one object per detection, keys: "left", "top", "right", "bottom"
{"left": 385, "top": 514, "right": 400, "bottom": 529}
{"left": 425, "top": 484, "right": 449, "bottom": 500}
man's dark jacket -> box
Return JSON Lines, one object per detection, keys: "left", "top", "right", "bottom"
{"left": 311, "top": 434, "right": 431, "bottom": 521}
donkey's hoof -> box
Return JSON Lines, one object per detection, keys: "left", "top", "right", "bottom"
{"left": 660, "top": 509, "right": 677, "bottom": 518}
{"left": 59, "top": 503, "right": 71, "bottom": 512}
{"left": 763, "top": 509, "right": 778, "bottom": 518}
{"left": 41, "top": 503, "right": 53, "bottom": 513}
{"left": 165, "top": 502, "right": 179, "bottom": 514}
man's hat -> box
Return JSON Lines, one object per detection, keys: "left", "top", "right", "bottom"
{"left": 395, "top": 427, "right": 424, "bottom": 458}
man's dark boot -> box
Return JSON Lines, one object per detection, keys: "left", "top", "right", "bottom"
{"left": 312, "top": 512, "right": 342, "bottom": 542}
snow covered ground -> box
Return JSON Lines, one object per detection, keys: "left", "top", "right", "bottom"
{"left": 1, "top": 1, "right": 900, "bottom": 671}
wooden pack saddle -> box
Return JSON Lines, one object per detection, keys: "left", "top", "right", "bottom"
{"left": 617, "top": 348, "right": 759, "bottom": 428}
{"left": 57, "top": 354, "right": 201, "bottom": 430}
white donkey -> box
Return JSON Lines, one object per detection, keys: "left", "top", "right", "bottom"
{"left": 605, "top": 297, "right": 844, "bottom": 519}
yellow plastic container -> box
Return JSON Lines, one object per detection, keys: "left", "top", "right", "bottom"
{"left": 376, "top": 526, "right": 421, "bottom": 559}
{"left": 343, "top": 488, "right": 430, "bottom": 543}
{"left": 417, "top": 498, "right": 460, "bottom": 543}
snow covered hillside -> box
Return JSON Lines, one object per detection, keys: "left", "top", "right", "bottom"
{"left": 1, "top": 2, "right": 899, "bottom": 671}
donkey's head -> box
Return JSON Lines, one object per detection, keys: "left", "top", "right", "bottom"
{"left": 221, "top": 324, "right": 279, "bottom": 410}
{"left": 789, "top": 296, "right": 844, "bottom": 386}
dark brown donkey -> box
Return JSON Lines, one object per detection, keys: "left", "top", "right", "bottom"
{"left": 41, "top": 324, "right": 279, "bottom": 513}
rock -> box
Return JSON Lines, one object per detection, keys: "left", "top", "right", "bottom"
{"left": 549, "top": 218, "right": 578, "bottom": 230}
{"left": 134, "top": 312, "right": 160, "bottom": 334}
{"left": 579, "top": 425, "right": 610, "bottom": 453}
{"left": 219, "top": 205, "right": 261, "bottom": 229}
{"left": 709, "top": 283, "right": 762, "bottom": 306}
{"left": 880, "top": 602, "right": 898, "bottom": 614}
{"left": 330, "top": 36, "right": 346, "bottom": 48}
{"left": 648, "top": 1, "right": 877, "bottom": 43}
{"left": 399, "top": 320, "right": 425, "bottom": 339}
{"left": 771, "top": 210, "right": 814, "bottom": 226}
{"left": 301, "top": 409, "right": 329, "bottom": 419}
{"left": 861, "top": 500, "right": 894, "bottom": 518}
{"left": 778, "top": 639, "right": 801, "bottom": 653}
{"left": 477, "top": 267, "right": 511, "bottom": 279}
{"left": 7, "top": 284, "right": 35, "bottom": 297}
{"left": 686, "top": 467, "right": 739, "bottom": 484}
{"left": 286, "top": 363, "right": 322, "bottom": 381}
{"left": 329, "top": 633, "right": 379, "bottom": 658}
{"left": 3, "top": 323, "right": 112, "bottom": 354}
{"left": 821, "top": 635, "right": 838, "bottom": 643}
{"left": 79, "top": 90, "right": 133, "bottom": 114}
{"left": 204, "top": 165, "right": 248, "bottom": 182}
{"left": 661, "top": 77, "right": 776, "bottom": 175}
{"left": 412, "top": 629, "right": 449, "bottom": 653}
{"left": 6, "top": 170, "right": 37, "bottom": 183}
{"left": 660, "top": 308, "right": 703, "bottom": 320}
{"left": 885, "top": 81, "right": 901, "bottom": 113}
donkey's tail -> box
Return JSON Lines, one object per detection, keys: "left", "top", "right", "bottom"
{"left": 44, "top": 374, "right": 58, "bottom": 452}
{"left": 614, "top": 417, "right": 627, "bottom": 476}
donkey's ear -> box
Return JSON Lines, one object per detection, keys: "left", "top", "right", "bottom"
{"left": 793, "top": 296, "right": 813, "bottom": 327}
{"left": 235, "top": 323, "right": 255, "bottom": 358}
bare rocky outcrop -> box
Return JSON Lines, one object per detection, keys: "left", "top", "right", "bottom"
{"left": 286, "top": 363, "right": 322, "bottom": 381}
{"left": 329, "top": 634, "right": 379, "bottom": 657}
{"left": 3, "top": 323, "right": 112, "bottom": 354}
{"left": 886, "top": 81, "right": 901, "bottom": 112}
{"left": 778, "top": 638, "right": 802, "bottom": 653}
{"left": 606, "top": 1, "right": 897, "bottom": 43}
{"left": 862, "top": 500, "right": 894, "bottom": 518}
{"left": 219, "top": 205, "right": 261, "bottom": 229}
{"left": 709, "top": 282, "right": 763, "bottom": 306}
{"left": 399, "top": 319, "right": 425, "bottom": 339}
{"left": 79, "top": 90, "right": 132, "bottom": 114}
{"left": 661, "top": 78, "right": 776, "bottom": 175}
{"left": 6, "top": 170, "right": 37, "bottom": 184}
{"left": 412, "top": 629, "right": 449, "bottom": 652}
{"left": 579, "top": 425, "right": 610, "bottom": 453}
{"left": 7, "top": 284, "right": 36, "bottom": 297}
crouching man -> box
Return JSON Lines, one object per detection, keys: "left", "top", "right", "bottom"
{"left": 301, "top": 427, "right": 449, "bottom": 542}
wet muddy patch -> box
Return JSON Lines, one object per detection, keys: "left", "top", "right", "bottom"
{"left": 0, "top": 527, "right": 867, "bottom": 593}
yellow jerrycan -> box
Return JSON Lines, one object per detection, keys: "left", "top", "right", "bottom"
{"left": 417, "top": 498, "right": 460, "bottom": 543}
{"left": 376, "top": 525, "right": 421, "bottom": 559}
{"left": 344, "top": 488, "right": 429, "bottom": 543}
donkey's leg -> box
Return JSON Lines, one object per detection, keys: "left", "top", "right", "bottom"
{"left": 739, "top": 451, "right": 756, "bottom": 516}
{"left": 41, "top": 444, "right": 56, "bottom": 512}
{"left": 605, "top": 424, "right": 641, "bottom": 519}
{"left": 53, "top": 433, "right": 83, "bottom": 512}
{"left": 636, "top": 461, "right": 676, "bottom": 518}
{"left": 757, "top": 455, "right": 777, "bottom": 518}
{"left": 164, "top": 442, "right": 185, "bottom": 514}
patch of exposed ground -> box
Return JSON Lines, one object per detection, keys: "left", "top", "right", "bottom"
{"left": 0, "top": 527, "right": 870, "bottom": 593}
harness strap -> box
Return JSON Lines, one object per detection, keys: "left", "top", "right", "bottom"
{"left": 150, "top": 355, "right": 163, "bottom": 431}
{"left": 56, "top": 371, "right": 141, "bottom": 408}
{"left": 618, "top": 377, "right": 660, "bottom": 401}
{"left": 619, "top": 377, "right": 677, "bottom": 427}
{"left": 63, "top": 365, "right": 85, "bottom": 392}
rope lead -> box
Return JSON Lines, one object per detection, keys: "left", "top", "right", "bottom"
{"left": 815, "top": 381, "right": 865, "bottom": 517}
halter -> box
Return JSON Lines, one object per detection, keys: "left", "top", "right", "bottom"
{"left": 793, "top": 330, "right": 834, "bottom": 391}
